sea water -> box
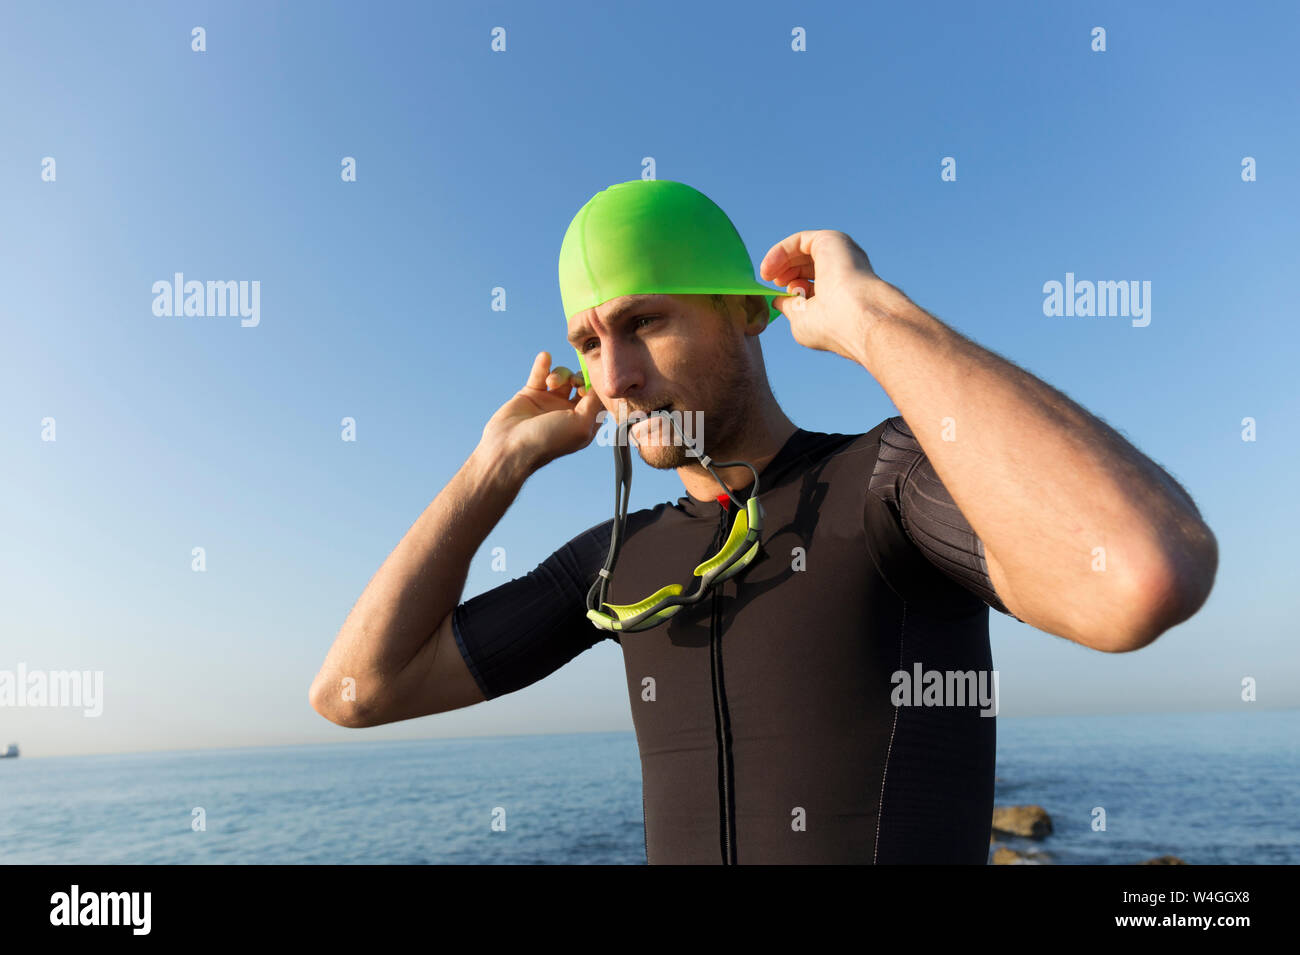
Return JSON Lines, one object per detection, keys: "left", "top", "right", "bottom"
{"left": 1, "top": 710, "right": 1295, "bottom": 864}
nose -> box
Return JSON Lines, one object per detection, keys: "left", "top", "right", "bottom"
{"left": 592, "top": 339, "right": 648, "bottom": 411}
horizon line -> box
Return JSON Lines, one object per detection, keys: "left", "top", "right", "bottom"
{"left": 8, "top": 705, "right": 1298, "bottom": 761}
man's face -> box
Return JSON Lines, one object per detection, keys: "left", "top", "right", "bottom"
{"left": 566, "top": 293, "right": 762, "bottom": 470}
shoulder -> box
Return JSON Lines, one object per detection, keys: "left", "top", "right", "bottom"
{"left": 787, "top": 424, "right": 887, "bottom": 469}
{"left": 867, "top": 415, "right": 926, "bottom": 503}
{"left": 784, "top": 419, "right": 903, "bottom": 487}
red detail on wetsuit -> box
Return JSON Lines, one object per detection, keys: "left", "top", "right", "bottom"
{"left": 715, "top": 494, "right": 729, "bottom": 506}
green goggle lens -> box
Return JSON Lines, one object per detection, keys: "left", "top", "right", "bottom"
{"left": 587, "top": 497, "right": 764, "bottom": 633}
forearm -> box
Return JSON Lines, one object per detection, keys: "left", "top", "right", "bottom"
{"left": 848, "top": 278, "right": 1217, "bottom": 647}
{"left": 310, "top": 439, "right": 534, "bottom": 718}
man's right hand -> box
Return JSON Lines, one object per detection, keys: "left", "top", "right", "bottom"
{"left": 480, "top": 351, "right": 603, "bottom": 472}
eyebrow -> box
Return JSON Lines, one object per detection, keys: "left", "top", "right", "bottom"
{"left": 566, "top": 295, "right": 673, "bottom": 347}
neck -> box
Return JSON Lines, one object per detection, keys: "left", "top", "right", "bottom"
{"left": 676, "top": 401, "right": 798, "bottom": 504}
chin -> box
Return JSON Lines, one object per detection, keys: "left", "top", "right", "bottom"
{"left": 635, "top": 428, "right": 693, "bottom": 470}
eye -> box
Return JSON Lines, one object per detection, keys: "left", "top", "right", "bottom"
{"left": 581, "top": 315, "right": 659, "bottom": 354}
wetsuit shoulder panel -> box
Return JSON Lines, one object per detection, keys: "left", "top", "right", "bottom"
{"left": 867, "top": 415, "right": 1023, "bottom": 621}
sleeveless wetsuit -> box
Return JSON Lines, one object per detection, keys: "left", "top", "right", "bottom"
{"left": 452, "top": 416, "right": 1022, "bottom": 864}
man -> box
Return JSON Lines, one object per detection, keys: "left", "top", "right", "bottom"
{"left": 310, "top": 181, "right": 1218, "bottom": 864}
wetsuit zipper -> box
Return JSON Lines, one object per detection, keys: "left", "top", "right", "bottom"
{"left": 711, "top": 499, "right": 737, "bottom": 865}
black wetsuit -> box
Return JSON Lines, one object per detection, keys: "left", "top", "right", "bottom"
{"left": 452, "top": 417, "right": 1022, "bottom": 864}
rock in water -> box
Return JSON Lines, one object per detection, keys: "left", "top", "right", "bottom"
{"left": 990, "top": 846, "right": 1052, "bottom": 865}
{"left": 991, "top": 805, "right": 1053, "bottom": 839}
{"left": 1138, "top": 855, "right": 1187, "bottom": 865}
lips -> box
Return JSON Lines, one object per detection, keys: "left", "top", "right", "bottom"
{"left": 627, "top": 405, "right": 672, "bottom": 431}
{"left": 628, "top": 404, "right": 670, "bottom": 418}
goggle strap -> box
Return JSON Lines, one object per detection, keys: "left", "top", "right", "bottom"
{"left": 588, "top": 425, "right": 633, "bottom": 614}
{"left": 586, "top": 415, "right": 766, "bottom": 631}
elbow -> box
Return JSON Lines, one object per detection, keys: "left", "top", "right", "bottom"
{"left": 308, "top": 675, "right": 342, "bottom": 724}
{"left": 309, "top": 671, "right": 393, "bottom": 728}
{"left": 1097, "top": 528, "right": 1219, "bottom": 653}
{"left": 310, "top": 673, "right": 362, "bottom": 727}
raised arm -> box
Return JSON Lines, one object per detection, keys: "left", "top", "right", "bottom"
{"left": 309, "top": 353, "right": 601, "bottom": 726}
{"left": 763, "top": 230, "right": 1218, "bottom": 653}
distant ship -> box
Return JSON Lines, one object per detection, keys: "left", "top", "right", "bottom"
{"left": 0, "top": 743, "right": 18, "bottom": 759}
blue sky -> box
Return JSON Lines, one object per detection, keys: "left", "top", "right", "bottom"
{"left": 2, "top": 1, "right": 1296, "bottom": 757}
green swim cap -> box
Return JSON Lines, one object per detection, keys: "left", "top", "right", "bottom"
{"left": 559, "top": 180, "right": 786, "bottom": 390}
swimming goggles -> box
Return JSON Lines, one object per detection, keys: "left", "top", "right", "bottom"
{"left": 586, "top": 411, "right": 765, "bottom": 633}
